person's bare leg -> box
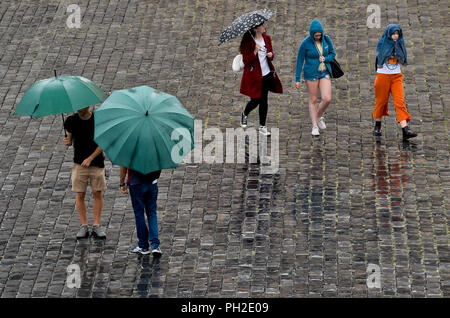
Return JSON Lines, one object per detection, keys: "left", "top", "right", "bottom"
{"left": 76, "top": 192, "right": 87, "bottom": 225}
{"left": 306, "top": 80, "right": 320, "bottom": 126}
{"left": 399, "top": 119, "right": 407, "bottom": 128}
{"left": 92, "top": 191, "right": 103, "bottom": 226}
{"left": 317, "top": 78, "right": 332, "bottom": 118}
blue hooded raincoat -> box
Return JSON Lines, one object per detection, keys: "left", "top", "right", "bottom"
{"left": 295, "top": 19, "right": 336, "bottom": 82}
{"left": 376, "top": 24, "right": 407, "bottom": 68}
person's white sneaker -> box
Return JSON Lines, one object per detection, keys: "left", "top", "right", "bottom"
{"left": 130, "top": 245, "right": 151, "bottom": 255}
{"left": 152, "top": 247, "right": 162, "bottom": 257}
{"left": 259, "top": 126, "right": 271, "bottom": 136}
{"left": 311, "top": 126, "right": 320, "bottom": 136}
{"left": 240, "top": 112, "right": 248, "bottom": 128}
{"left": 317, "top": 117, "right": 326, "bottom": 129}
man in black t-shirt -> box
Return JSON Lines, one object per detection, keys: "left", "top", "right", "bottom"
{"left": 63, "top": 106, "right": 107, "bottom": 239}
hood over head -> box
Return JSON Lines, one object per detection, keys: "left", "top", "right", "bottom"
{"left": 309, "top": 19, "right": 324, "bottom": 38}
{"left": 376, "top": 24, "right": 407, "bottom": 67}
{"left": 385, "top": 24, "right": 403, "bottom": 40}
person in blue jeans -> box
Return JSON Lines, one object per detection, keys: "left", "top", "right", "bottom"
{"left": 120, "top": 167, "right": 162, "bottom": 257}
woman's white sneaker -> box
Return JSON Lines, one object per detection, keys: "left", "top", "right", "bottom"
{"left": 241, "top": 112, "right": 248, "bottom": 128}
{"left": 317, "top": 117, "right": 326, "bottom": 129}
{"left": 259, "top": 126, "right": 271, "bottom": 136}
{"left": 311, "top": 126, "right": 320, "bottom": 136}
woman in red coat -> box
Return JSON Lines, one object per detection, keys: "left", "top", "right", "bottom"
{"left": 239, "top": 22, "right": 283, "bottom": 136}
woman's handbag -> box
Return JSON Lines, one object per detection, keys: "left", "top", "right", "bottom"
{"left": 329, "top": 58, "right": 344, "bottom": 78}
{"left": 232, "top": 54, "right": 244, "bottom": 72}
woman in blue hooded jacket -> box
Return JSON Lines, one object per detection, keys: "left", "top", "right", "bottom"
{"left": 295, "top": 19, "right": 336, "bottom": 136}
{"left": 372, "top": 24, "right": 417, "bottom": 140}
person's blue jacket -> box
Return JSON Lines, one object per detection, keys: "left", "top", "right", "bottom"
{"left": 376, "top": 24, "right": 407, "bottom": 68}
{"left": 295, "top": 19, "right": 336, "bottom": 82}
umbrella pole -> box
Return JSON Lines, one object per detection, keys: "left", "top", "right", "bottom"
{"left": 55, "top": 70, "right": 67, "bottom": 137}
{"left": 248, "top": 30, "right": 256, "bottom": 41}
{"left": 61, "top": 114, "right": 67, "bottom": 137}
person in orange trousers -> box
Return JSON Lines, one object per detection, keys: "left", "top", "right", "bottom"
{"left": 373, "top": 24, "right": 417, "bottom": 140}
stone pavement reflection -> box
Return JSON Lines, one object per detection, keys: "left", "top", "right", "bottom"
{"left": 0, "top": 0, "right": 448, "bottom": 297}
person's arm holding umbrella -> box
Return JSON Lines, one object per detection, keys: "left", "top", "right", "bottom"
{"left": 120, "top": 166, "right": 128, "bottom": 194}
{"left": 63, "top": 132, "right": 73, "bottom": 146}
{"left": 241, "top": 35, "right": 260, "bottom": 66}
{"left": 63, "top": 115, "right": 73, "bottom": 146}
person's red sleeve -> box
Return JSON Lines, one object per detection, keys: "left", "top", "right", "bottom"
{"left": 241, "top": 38, "right": 258, "bottom": 66}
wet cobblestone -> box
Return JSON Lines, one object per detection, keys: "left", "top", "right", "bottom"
{"left": 0, "top": 0, "right": 448, "bottom": 297}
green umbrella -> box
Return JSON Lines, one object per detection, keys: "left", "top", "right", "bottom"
{"left": 14, "top": 72, "right": 105, "bottom": 118}
{"left": 94, "top": 85, "right": 194, "bottom": 174}
{"left": 14, "top": 72, "right": 105, "bottom": 137}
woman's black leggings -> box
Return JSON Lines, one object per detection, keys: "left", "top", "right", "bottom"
{"left": 244, "top": 73, "right": 272, "bottom": 126}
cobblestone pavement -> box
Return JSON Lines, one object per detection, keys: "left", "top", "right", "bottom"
{"left": 0, "top": 0, "right": 448, "bottom": 298}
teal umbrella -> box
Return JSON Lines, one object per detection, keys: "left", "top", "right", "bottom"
{"left": 14, "top": 72, "right": 105, "bottom": 118}
{"left": 94, "top": 86, "right": 194, "bottom": 174}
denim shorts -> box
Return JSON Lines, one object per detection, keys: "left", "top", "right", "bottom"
{"left": 305, "top": 69, "right": 330, "bottom": 81}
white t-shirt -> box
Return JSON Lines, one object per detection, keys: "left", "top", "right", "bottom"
{"left": 377, "top": 56, "right": 401, "bottom": 74}
{"left": 254, "top": 37, "right": 271, "bottom": 76}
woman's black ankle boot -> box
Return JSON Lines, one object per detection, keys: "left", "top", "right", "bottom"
{"left": 402, "top": 126, "right": 417, "bottom": 140}
{"left": 373, "top": 121, "right": 382, "bottom": 136}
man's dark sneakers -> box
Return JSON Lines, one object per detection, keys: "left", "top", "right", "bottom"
{"left": 373, "top": 121, "right": 382, "bottom": 136}
{"left": 76, "top": 225, "right": 89, "bottom": 239}
{"left": 91, "top": 225, "right": 106, "bottom": 239}
{"left": 402, "top": 126, "right": 417, "bottom": 140}
{"left": 241, "top": 112, "right": 248, "bottom": 128}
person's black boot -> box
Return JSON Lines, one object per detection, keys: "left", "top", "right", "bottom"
{"left": 373, "top": 121, "right": 382, "bottom": 136}
{"left": 402, "top": 126, "right": 417, "bottom": 140}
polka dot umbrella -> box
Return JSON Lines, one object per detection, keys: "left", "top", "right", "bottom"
{"left": 218, "top": 9, "right": 276, "bottom": 46}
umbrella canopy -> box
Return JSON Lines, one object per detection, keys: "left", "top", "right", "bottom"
{"left": 94, "top": 86, "right": 194, "bottom": 175}
{"left": 14, "top": 75, "right": 105, "bottom": 117}
{"left": 218, "top": 9, "right": 276, "bottom": 45}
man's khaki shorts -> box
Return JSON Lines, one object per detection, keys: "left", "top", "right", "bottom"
{"left": 72, "top": 164, "right": 107, "bottom": 193}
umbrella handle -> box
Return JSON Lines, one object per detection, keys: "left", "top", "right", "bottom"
{"left": 248, "top": 30, "right": 256, "bottom": 41}
{"left": 61, "top": 114, "right": 67, "bottom": 137}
